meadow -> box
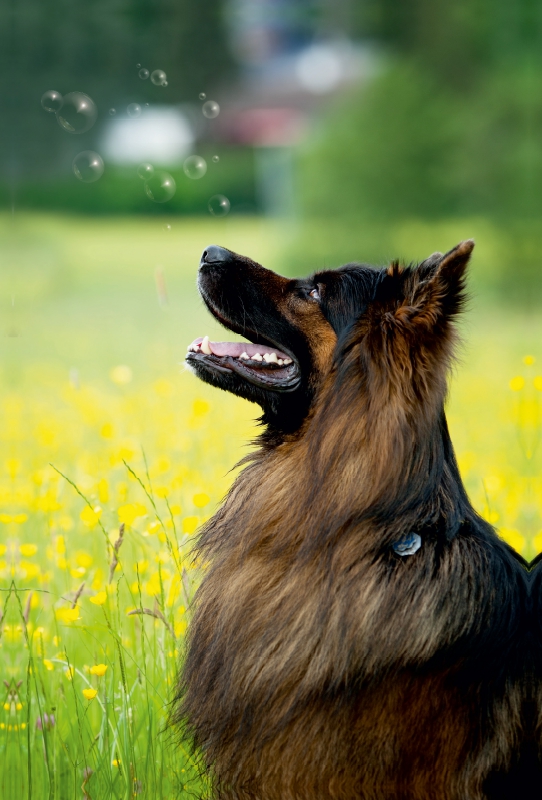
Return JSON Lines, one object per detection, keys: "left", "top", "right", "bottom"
{"left": 0, "top": 213, "right": 541, "bottom": 798}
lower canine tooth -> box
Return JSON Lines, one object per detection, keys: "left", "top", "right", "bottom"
{"left": 201, "top": 336, "right": 212, "bottom": 355}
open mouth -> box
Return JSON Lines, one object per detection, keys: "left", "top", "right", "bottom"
{"left": 186, "top": 335, "right": 301, "bottom": 392}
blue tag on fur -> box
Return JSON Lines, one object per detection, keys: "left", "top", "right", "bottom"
{"left": 392, "top": 532, "right": 422, "bottom": 556}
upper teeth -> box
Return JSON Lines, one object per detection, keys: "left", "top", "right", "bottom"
{"left": 188, "top": 338, "right": 293, "bottom": 365}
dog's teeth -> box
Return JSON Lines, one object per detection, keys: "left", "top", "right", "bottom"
{"left": 201, "top": 336, "right": 212, "bottom": 355}
{"left": 267, "top": 352, "right": 279, "bottom": 364}
{"left": 263, "top": 353, "right": 272, "bottom": 363}
{"left": 278, "top": 359, "right": 284, "bottom": 365}
{"left": 283, "top": 357, "right": 292, "bottom": 365}
{"left": 252, "top": 353, "right": 263, "bottom": 361}
{"left": 239, "top": 352, "right": 249, "bottom": 360}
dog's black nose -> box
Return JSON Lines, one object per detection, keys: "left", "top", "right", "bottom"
{"left": 200, "top": 245, "right": 231, "bottom": 266}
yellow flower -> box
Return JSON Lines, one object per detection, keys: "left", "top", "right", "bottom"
{"left": 509, "top": 376, "right": 524, "bottom": 392}
{"left": 100, "top": 423, "right": 114, "bottom": 440}
{"left": 193, "top": 493, "right": 210, "bottom": 508}
{"left": 16, "top": 703, "right": 22, "bottom": 711}
{"left": 75, "top": 551, "right": 93, "bottom": 568}
{"left": 65, "top": 666, "right": 75, "bottom": 680}
{"left": 112, "top": 759, "right": 121, "bottom": 768}
{"left": 89, "top": 591, "right": 107, "bottom": 606}
{"left": 193, "top": 399, "right": 210, "bottom": 416}
{"left": 523, "top": 355, "right": 535, "bottom": 365}
{"left": 534, "top": 376, "right": 542, "bottom": 392}
{"left": 82, "top": 688, "right": 97, "bottom": 700}
{"left": 118, "top": 503, "right": 147, "bottom": 526}
{"left": 110, "top": 365, "right": 132, "bottom": 385}
{"left": 54, "top": 536, "right": 66, "bottom": 555}
{"left": 90, "top": 664, "right": 108, "bottom": 676}
{"left": 499, "top": 528, "right": 525, "bottom": 554}
{"left": 80, "top": 505, "right": 102, "bottom": 528}
{"left": 182, "top": 516, "right": 199, "bottom": 534}
{"left": 56, "top": 607, "right": 80, "bottom": 623}
{"left": 43, "top": 659, "right": 54, "bottom": 671}
{"left": 19, "top": 544, "right": 38, "bottom": 557}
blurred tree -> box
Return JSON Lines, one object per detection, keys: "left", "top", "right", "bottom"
{"left": 3, "top": 0, "right": 236, "bottom": 185}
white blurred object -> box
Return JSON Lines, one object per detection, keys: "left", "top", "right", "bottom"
{"left": 295, "top": 44, "right": 344, "bottom": 94}
{"left": 101, "top": 106, "right": 194, "bottom": 165}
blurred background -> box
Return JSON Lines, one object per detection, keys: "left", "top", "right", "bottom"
{"left": 1, "top": 1, "right": 541, "bottom": 537}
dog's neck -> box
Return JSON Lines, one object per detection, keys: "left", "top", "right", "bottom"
{"left": 247, "top": 392, "right": 473, "bottom": 553}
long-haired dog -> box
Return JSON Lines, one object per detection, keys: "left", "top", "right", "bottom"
{"left": 175, "top": 242, "right": 531, "bottom": 799}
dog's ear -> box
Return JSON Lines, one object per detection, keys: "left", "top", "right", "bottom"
{"left": 392, "top": 240, "right": 474, "bottom": 331}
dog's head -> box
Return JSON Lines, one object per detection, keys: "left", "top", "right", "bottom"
{"left": 186, "top": 241, "right": 474, "bottom": 438}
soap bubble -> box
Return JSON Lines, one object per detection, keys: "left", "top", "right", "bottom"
{"left": 163, "top": 224, "right": 172, "bottom": 232}
{"left": 144, "top": 102, "right": 150, "bottom": 108}
{"left": 41, "top": 90, "right": 63, "bottom": 113}
{"left": 163, "top": 81, "right": 168, "bottom": 87}
{"left": 151, "top": 69, "right": 167, "bottom": 86}
{"left": 109, "top": 108, "right": 116, "bottom": 116}
{"left": 144, "top": 171, "right": 176, "bottom": 203}
{"left": 202, "top": 100, "right": 220, "bottom": 119}
{"left": 199, "top": 92, "right": 206, "bottom": 100}
{"left": 138, "top": 68, "right": 149, "bottom": 80}
{"left": 212, "top": 155, "right": 220, "bottom": 163}
{"left": 127, "top": 103, "right": 142, "bottom": 118}
{"left": 137, "top": 162, "right": 154, "bottom": 180}
{"left": 136, "top": 63, "right": 141, "bottom": 68}
{"left": 72, "top": 151, "right": 104, "bottom": 183}
{"left": 183, "top": 155, "right": 207, "bottom": 180}
{"left": 208, "top": 195, "right": 230, "bottom": 217}
{"left": 56, "top": 92, "right": 97, "bottom": 134}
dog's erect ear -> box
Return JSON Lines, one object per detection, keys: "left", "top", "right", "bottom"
{"left": 393, "top": 239, "right": 474, "bottom": 331}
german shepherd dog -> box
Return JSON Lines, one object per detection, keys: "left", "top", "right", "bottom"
{"left": 176, "top": 242, "right": 532, "bottom": 799}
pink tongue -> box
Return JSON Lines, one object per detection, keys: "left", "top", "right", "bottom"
{"left": 189, "top": 337, "right": 289, "bottom": 360}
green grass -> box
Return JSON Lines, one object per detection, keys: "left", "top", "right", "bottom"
{"left": 0, "top": 213, "right": 540, "bottom": 798}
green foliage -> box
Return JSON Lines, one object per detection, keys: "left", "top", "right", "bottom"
{"left": 15, "top": 148, "right": 257, "bottom": 216}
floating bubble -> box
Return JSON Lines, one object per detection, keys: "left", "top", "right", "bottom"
{"left": 72, "top": 151, "right": 104, "bottom": 183}
{"left": 208, "top": 194, "right": 230, "bottom": 217}
{"left": 144, "top": 103, "right": 150, "bottom": 108}
{"left": 56, "top": 92, "right": 97, "bottom": 134}
{"left": 151, "top": 69, "right": 167, "bottom": 86}
{"left": 144, "top": 171, "right": 176, "bottom": 203}
{"left": 127, "top": 103, "right": 142, "bottom": 118}
{"left": 109, "top": 108, "right": 116, "bottom": 116}
{"left": 163, "top": 224, "right": 172, "bottom": 232}
{"left": 41, "top": 90, "right": 63, "bottom": 113}
{"left": 163, "top": 81, "right": 168, "bottom": 87}
{"left": 183, "top": 155, "right": 207, "bottom": 180}
{"left": 202, "top": 100, "right": 220, "bottom": 119}
{"left": 137, "top": 162, "right": 154, "bottom": 180}
{"left": 212, "top": 155, "right": 220, "bottom": 163}
{"left": 199, "top": 92, "right": 206, "bottom": 101}
{"left": 136, "top": 63, "right": 141, "bottom": 68}
{"left": 138, "top": 68, "right": 149, "bottom": 80}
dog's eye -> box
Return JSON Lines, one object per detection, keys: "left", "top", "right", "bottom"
{"left": 309, "top": 287, "right": 320, "bottom": 300}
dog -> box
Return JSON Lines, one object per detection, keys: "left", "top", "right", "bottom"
{"left": 175, "top": 242, "right": 531, "bottom": 799}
